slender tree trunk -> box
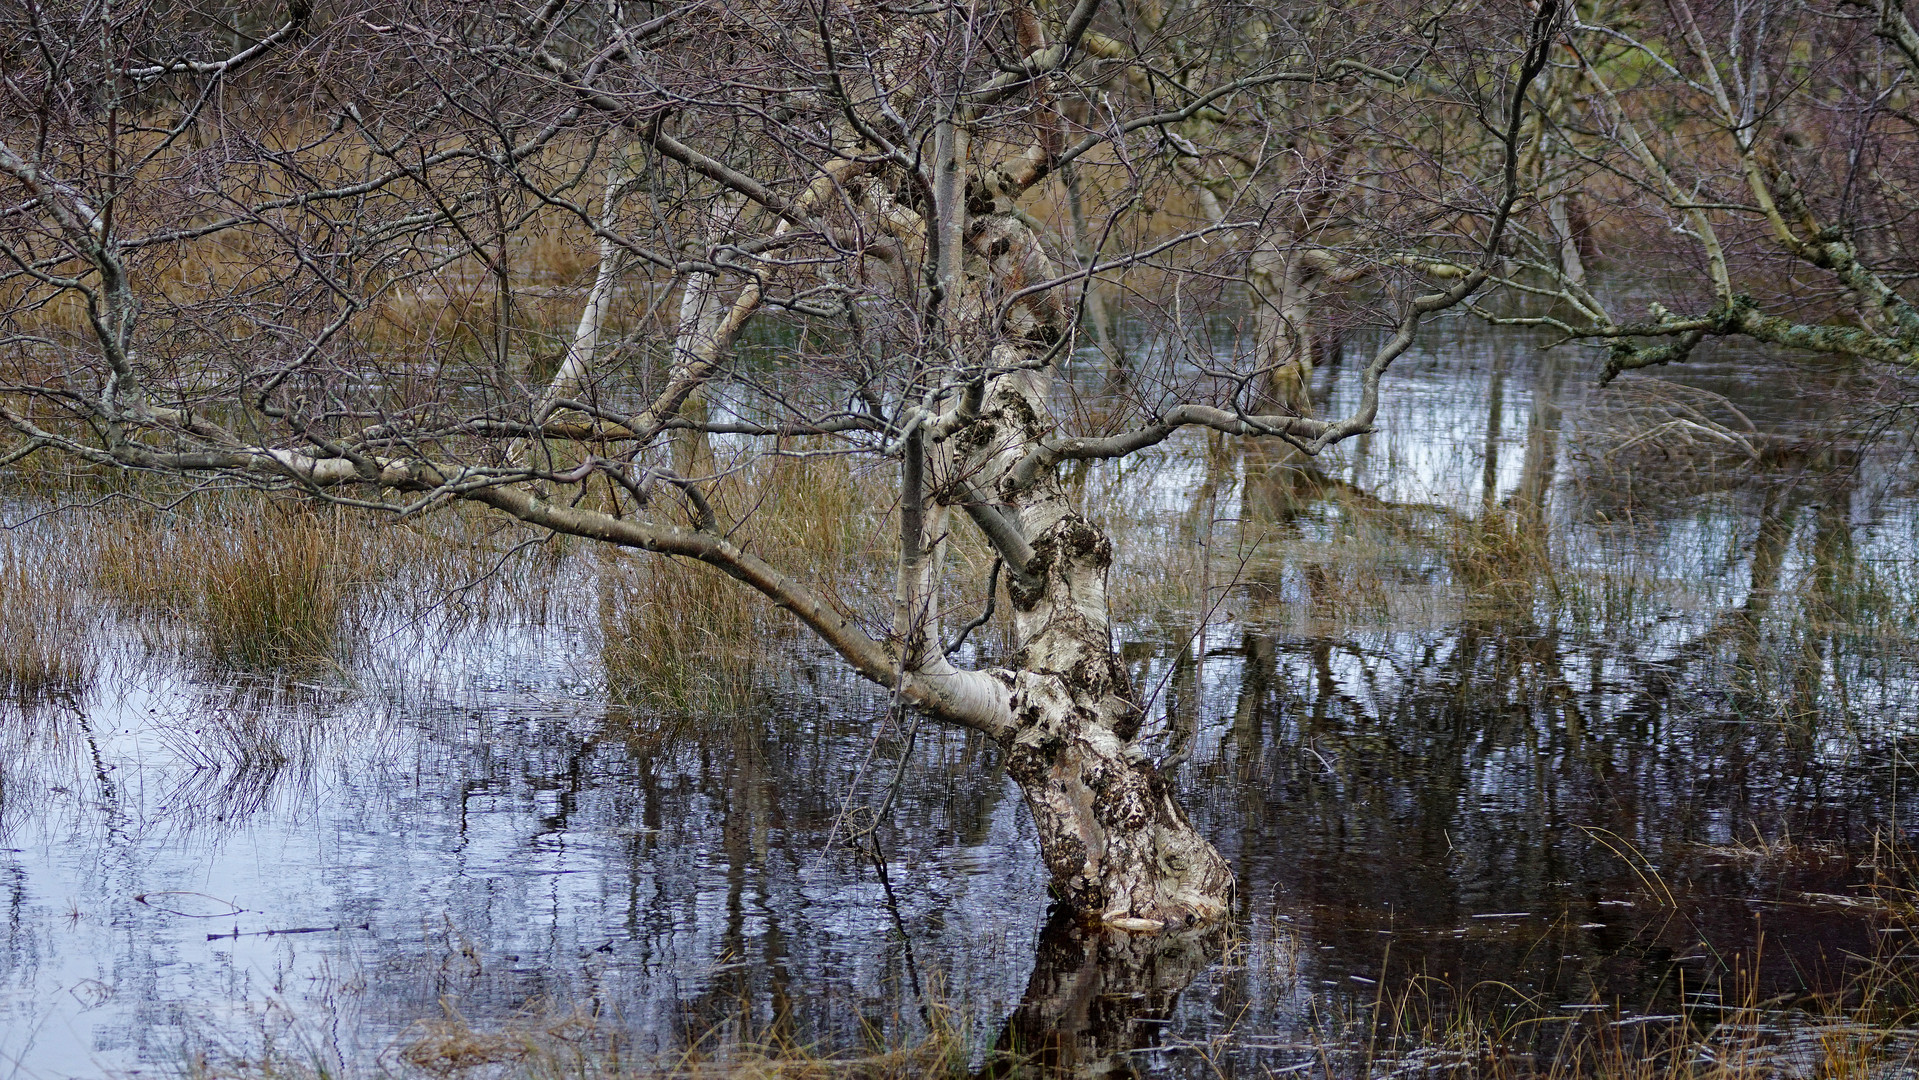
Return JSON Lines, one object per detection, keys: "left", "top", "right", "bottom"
{"left": 1250, "top": 244, "right": 1318, "bottom": 421}
{"left": 1549, "top": 193, "right": 1588, "bottom": 288}
{"left": 1062, "top": 124, "right": 1125, "bottom": 373}
{"left": 669, "top": 268, "right": 725, "bottom": 478}
{"left": 668, "top": 196, "right": 746, "bottom": 478}
{"left": 512, "top": 166, "right": 630, "bottom": 468}
{"left": 1242, "top": 242, "right": 1323, "bottom": 520}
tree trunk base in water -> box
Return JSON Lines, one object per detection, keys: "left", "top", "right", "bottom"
{"left": 997, "top": 678, "right": 1236, "bottom": 929}
{"left": 989, "top": 512, "right": 1236, "bottom": 928}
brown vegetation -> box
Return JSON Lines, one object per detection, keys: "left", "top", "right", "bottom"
{"left": 90, "top": 500, "right": 369, "bottom": 669}
{"left": 600, "top": 449, "right": 888, "bottom": 713}
{"left": 0, "top": 524, "right": 95, "bottom": 705}
{"left": 381, "top": 999, "right": 973, "bottom": 1080}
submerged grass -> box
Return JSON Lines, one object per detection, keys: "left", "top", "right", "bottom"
{"left": 177, "top": 903, "right": 1919, "bottom": 1080}
{"left": 401, "top": 1001, "right": 972, "bottom": 1080}
{"left": 1330, "top": 943, "right": 1919, "bottom": 1080}
{"left": 1282, "top": 832, "right": 1919, "bottom": 1080}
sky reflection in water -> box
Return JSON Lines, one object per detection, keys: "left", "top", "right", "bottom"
{"left": 1, "top": 334, "right": 1916, "bottom": 1078}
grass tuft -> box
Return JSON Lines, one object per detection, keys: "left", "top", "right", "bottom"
{"left": 92, "top": 500, "right": 368, "bottom": 670}
{"left": 0, "top": 526, "right": 97, "bottom": 705}
{"left": 597, "top": 449, "right": 886, "bottom": 716}
{"left": 192, "top": 509, "right": 360, "bottom": 669}
{"left": 600, "top": 553, "right": 765, "bottom": 715}
{"left": 1447, "top": 507, "right": 1555, "bottom": 612}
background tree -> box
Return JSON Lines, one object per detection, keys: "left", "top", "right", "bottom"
{"left": 1478, "top": 0, "right": 1919, "bottom": 424}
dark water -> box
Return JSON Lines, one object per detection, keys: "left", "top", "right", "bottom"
{"left": 2, "top": 332, "right": 1916, "bottom": 1077}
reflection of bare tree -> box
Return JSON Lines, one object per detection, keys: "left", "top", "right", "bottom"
{"left": 1630, "top": 472, "right": 1863, "bottom": 754}
{"left": 1480, "top": 344, "right": 1510, "bottom": 514}
{"left": 1230, "top": 632, "right": 1276, "bottom": 754}
{"left": 1512, "top": 352, "right": 1565, "bottom": 533}
{"left": 1639, "top": 484, "right": 1800, "bottom": 699}
{"left": 684, "top": 715, "right": 799, "bottom": 1044}
{"left": 982, "top": 911, "right": 1220, "bottom": 1078}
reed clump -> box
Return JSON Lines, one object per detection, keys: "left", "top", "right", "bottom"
{"left": 598, "top": 449, "right": 886, "bottom": 716}
{"left": 600, "top": 553, "right": 764, "bottom": 714}
{"left": 0, "top": 525, "right": 97, "bottom": 705}
{"left": 194, "top": 511, "right": 359, "bottom": 668}
{"left": 91, "top": 499, "right": 371, "bottom": 670}
{"left": 1447, "top": 507, "right": 1555, "bottom": 610}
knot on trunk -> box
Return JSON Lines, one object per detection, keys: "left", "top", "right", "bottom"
{"left": 1008, "top": 513, "right": 1113, "bottom": 613}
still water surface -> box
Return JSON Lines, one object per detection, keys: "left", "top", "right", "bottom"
{"left": 1, "top": 332, "right": 1916, "bottom": 1077}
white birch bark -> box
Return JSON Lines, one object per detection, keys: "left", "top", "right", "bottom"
{"left": 1249, "top": 243, "right": 1317, "bottom": 420}
{"left": 667, "top": 197, "right": 744, "bottom": 478}
{"left": 1548, "top": 193, "right": 1587, "bottom": 289}
{"left": 928, "top": 212, "right": 1235, "bottom": 929}
{"left": 512, "top": 164, "right": 631, "bottom": 469}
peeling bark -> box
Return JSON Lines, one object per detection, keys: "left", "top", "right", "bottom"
{"left": 935, "top": 213, "right": 1236, "bottom": 927}
{"left": 993, "top": 507, "right": 1234, "bottom": 926}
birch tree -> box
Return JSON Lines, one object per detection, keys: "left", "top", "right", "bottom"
{"left": 0, "top": 0, "right": 1561, "bottom": 929}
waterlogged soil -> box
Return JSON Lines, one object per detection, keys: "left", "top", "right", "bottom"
{"left": 2, "top": 335, "right": 1917, "bottom": 1077}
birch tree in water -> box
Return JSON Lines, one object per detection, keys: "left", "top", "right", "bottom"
{"left": 0, "top": 0, "right": 1560, "bottom": 928}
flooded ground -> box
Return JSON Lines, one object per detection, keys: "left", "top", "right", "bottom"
{"left": 1, "top": 326, "right": 1916, "bottom": 1077}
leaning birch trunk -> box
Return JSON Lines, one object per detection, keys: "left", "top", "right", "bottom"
{"left": 1548, "top": 193, "right": 1587, "bottom": 288}
{"left": 936, "top": 212, "right": 1235, "bottom": 929}
{"left": 510, "top": 166, "right": 630, "bottom": 469}
{"left": 669, "top": 268, "right": 726, "bottom": 477}
{"left": 668, "top": 196, "right": 746, "bottom": 478}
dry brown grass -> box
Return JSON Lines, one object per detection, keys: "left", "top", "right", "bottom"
{"left": 191, "top": 510, "right": 362, "bottom": 669}
{"left": 67, "top": 484, "right": 582, "bottom": 669}
{"left": 600, "top": 552, "right": 766, "bottom": 714}
{"left": 412, "top": 1005, "right": 971, "bottom": 1080}
{"left": 0, "top": 524, "right": 97, "bottom": 704}
{"left": 1447, "top": 506, "right": 1557, "bottom": 612}
{"left": 598, "top": 447, "right": 888, "bottom": 715}
{"left": 185, "top": 997, "right": 975, "bottom": 1080}
{"left": 89, "top": 499, "right": 372, "bottom": 670}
